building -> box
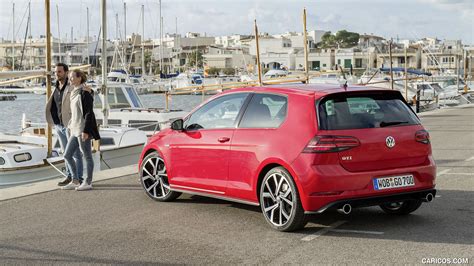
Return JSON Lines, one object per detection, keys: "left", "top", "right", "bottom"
{"left": 202, "top": 46, "right": 254, "bottom": 69}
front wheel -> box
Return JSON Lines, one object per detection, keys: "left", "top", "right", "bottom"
{"left": 259, "top": 167, "right": 307, "bottom": 232}
{"left": 140, "top": 152, "right": 181, "bottom": 202}
{"left": 379, "top": 200, "right": 422, "bottom": 215}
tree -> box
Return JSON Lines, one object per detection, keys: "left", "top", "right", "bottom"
{"left": 317, "top": 30, "right": 360, "bottom": 48}
{"left": 207, "top": 67, "right": 220, "bottom": 75}
{"left": 318, "top": 31, "right": 336, "bottom": 48}
{"left": 222, "top": 68, "right": 235, "bottom": 75}
{"left": 188, "top": 50, "right": 204, "bottom": 68}
{"left": 335, "top": 30, "right": 360, "bottom": 48}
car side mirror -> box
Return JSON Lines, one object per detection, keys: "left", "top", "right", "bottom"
{"left": 171, "top": 119, "right": 184, "bottom": 131}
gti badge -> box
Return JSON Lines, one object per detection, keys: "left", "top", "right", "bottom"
{"left": 386, "top": 136, "right": 396, "bottom": 148}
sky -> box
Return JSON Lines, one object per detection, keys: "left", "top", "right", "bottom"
{"left": 0, "top": 0, "right": 473, "bottom": 44}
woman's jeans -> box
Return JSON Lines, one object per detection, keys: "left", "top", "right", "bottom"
{"left": 55, "top": 125, "right": 83, "bottom": 182}
{"left": 64, "top": 135, "right": 94, "bottom": 185}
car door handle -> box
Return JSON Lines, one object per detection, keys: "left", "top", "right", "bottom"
{"left": 218, "top": 137, "right": 230, "bottom": 143}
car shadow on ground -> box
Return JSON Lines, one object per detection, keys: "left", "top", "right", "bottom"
{"left": 170, "top": 189, "right": 473, "bottom": 245}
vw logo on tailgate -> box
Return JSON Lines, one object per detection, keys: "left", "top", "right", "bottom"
{"left": 386, "top": 136, "right": 396, "bottom": 148}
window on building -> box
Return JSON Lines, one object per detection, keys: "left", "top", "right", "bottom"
{"left": 337, "top": 59, "right": 341, "bottom": 65}
{"left": 355, "top": 58, "right": 363, "bottom": 68}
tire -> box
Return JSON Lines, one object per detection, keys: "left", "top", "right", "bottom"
{"left": 140, "top": 152, "right": 181, "bottom": 202}
{"left": 379, "top": 200, "right": 422, "bottom": 215}
{"left": 259, "top": 166, "right": 307, "bottom": 232}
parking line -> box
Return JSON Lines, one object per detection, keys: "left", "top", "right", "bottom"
{"left": 301, "top": 220, "right": 346, "bottom": 241}
{"left": 437, "top": 169, "right": 451, "bottom": 176}
{"left": 330, "top": 229, "right": 384, "bottom": 235}
{"left": 465, "top": 156, "right": 474, "bottom": 162}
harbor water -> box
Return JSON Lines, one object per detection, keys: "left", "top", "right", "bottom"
{"left": 0, "top": 94, "right": 209, "bottom": 134}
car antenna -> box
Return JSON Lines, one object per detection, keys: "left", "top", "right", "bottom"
{"left": 338, "top": 65, "right": 348, "bottom": 91}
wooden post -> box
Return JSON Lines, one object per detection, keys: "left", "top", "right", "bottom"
{"left": 464, "top": 49, "right": 469, "bottom": 93}
{"left": 254, "top": 20, "right": 262, "bottom": 86}
{"left": 389, "top": 40, "right": 394, "bottom": 90}
{"left": 303, "top": 8, "right": 309, "bottom": 83}
{"left": 404, "top": 47, "right": 408, "bottom": 100}
{"left": 45, "top": 0, "right": 52, "bottom": 157}
{"left": 165, "top": 91, "right": 169, "bottom": 111}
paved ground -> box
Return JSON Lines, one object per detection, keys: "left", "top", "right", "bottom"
{"left": 1, "top": 105, "right": 473, "bottom": 265}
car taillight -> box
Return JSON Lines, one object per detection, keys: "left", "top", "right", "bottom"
{"left": 415, "top": 130, "right": 430, "bottom": 144}
{"left": 303, "top": 135, "right": 360, "bottom": 153}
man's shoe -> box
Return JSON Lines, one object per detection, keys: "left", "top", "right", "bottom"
{"left": 58, "top": 176, "right": 72, "bottom": 186}
{"left": 62, "top": 181, "right": 79, "bottom": 190}
{"left": 76, "top": 182, "right": 92, "bottom": 191}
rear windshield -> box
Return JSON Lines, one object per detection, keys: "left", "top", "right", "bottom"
{"left": 317, "top": 91, "right": 420, "bottom": 130}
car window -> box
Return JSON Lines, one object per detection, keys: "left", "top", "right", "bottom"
{"left": 185, "top": 93, "right": 249, "bottom": 130}
{"left": 318, "top": 91, "right": 420, "bottom": 130}
{"left": 239, "top": 94, "right": 287, "bottom": 128}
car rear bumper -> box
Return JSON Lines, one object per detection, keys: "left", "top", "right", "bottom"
{"left": 291, "top": 154, "right": 436, "bottom": 212}
{"left": 305, "top": 188, "right": 436, "bottom": 214}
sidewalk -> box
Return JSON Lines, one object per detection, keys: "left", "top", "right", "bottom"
{"left": 0, "top": 164, "right": 137, "bottom": 201}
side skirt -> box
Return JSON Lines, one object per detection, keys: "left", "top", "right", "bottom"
{"left": 170, "top": 185, "right": 260, "bottom": 207}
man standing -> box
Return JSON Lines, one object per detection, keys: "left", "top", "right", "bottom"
{"left": 45, "top": 63, "right": 83, "bottom": 186}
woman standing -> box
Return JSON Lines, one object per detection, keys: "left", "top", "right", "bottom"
{"left": 62, "top": 69, "right": 101, "bottom": 191}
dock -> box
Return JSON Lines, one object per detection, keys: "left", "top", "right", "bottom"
{"left": 0, "top": 105, "right": 472, "bottom": 264}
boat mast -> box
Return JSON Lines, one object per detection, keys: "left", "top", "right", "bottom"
{"left": 159, "top": 0, "right": 163, "bottom": 74}
{"left": 45, "top": 0, "right": 53, "bottom": 157}
{"left": 29, "top": 1, "right": 33, "bottom": 70}
{"left": 254, "top": 20, "right": 262, "bottom": 86}
{"left": 141, "top": 5, "right": 145, "bottom": 76}
{"left": 302, "top": 8, "right": 309, "bottom": 83}
{"left": 12, "top": 3, "right": 15, "bottom": 71}
{"left": 101, "top": 0, "right": 109, "bottom": 127}
{"left": 56, "top": 4, "right": 61, "bottom": 63}
{"left": 86, "top": 6, "right": 90, "bottom": 72}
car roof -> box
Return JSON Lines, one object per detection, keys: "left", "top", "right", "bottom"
{"left": 227, "top": 84, "right": 390, "bottom": 97}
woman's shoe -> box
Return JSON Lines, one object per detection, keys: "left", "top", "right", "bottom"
{"left": 76, "top": 182, "right": 92, "bottom": 191}
{"left": 62, "top": 181, "right": 80, "bottom": 190}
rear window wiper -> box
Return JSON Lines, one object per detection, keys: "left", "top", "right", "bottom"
{"left": 380, "top": 121, "right": 409, "bottom": 127}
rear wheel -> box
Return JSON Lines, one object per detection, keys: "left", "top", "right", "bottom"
{"left": 140, "top": 152, "right": 181, "bottom": 202}
{"left": 379, "top": 200, "right": 422, "bottom": 215}
{"left": 260, "top": 167, "right": 307, "bottom": 232}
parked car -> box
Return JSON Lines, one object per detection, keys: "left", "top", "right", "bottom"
{"left": 138, "top": 84, "right": 436, "bottom": 231}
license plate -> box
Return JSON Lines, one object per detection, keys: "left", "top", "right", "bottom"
{"left": 373, "top": 175, "right": 415, "bottom": 190}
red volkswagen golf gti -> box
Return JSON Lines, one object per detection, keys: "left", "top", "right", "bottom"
{"left": 138, "top": 84, "right": 436, "bottom": 231}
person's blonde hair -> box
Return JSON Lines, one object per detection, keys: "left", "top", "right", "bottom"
{"left": 72, "top": 69, "right": 87, "bottom": 84}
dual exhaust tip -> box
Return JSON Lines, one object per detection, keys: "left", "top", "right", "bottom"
{"left": 337, "top": 193, "right": 434, "bottom": 215}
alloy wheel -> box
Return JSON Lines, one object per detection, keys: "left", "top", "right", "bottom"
{"left": 261, "top": 172, "right": 295, "bottom": 227}
{"left": 140, "top": 155, "right": 171, "bottom": 199}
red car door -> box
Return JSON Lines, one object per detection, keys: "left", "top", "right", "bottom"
{"left": 168, "top": 93, "right": 250, "bottom": 195}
